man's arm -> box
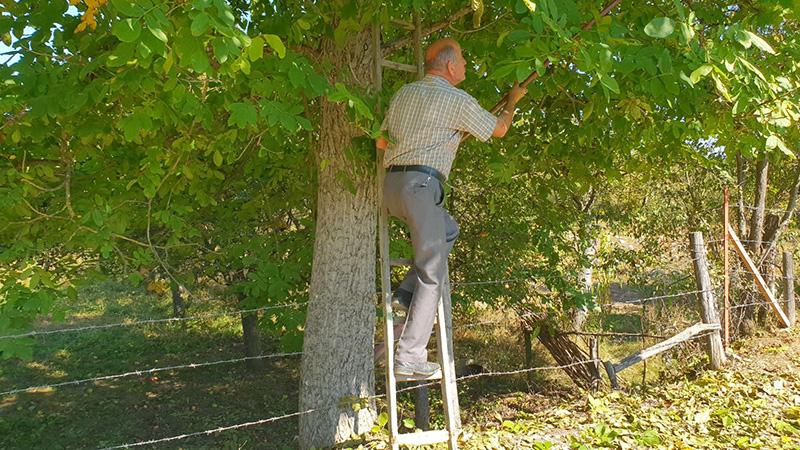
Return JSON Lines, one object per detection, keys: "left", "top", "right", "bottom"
{"left": 492, "top": 82, "right": 527, "bottom": 138}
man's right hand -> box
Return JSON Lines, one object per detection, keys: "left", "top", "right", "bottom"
{"left": 508, "top": 81, "right": 527, "bottom": 104}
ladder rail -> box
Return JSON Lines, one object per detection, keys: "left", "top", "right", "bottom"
{"left": 375, "top": 12, "right": 460, "bottom": 449}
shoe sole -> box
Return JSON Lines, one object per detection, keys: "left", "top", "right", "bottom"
{"left": 395, "top": 368, "right": 441, "bottom": 377}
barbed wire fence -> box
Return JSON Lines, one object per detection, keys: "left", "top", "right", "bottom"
{"left": 2, "top": 233, "right": 794, "bottom": 448}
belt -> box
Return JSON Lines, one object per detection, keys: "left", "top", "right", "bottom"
{"left": 386, "top": 165, "right": 445, "bottom": 184}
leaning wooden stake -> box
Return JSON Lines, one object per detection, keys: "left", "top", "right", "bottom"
{"left": 727, "top": 225, "right": 792, "bottom": 328}
{"left": 784, "top": 251, "right": 796, "bottom": 326}
{"left": 689, "top": 232, "right": 726, "bottom": 369}
{"left": 603, "top": 322, "right": 721, "bottom": 389}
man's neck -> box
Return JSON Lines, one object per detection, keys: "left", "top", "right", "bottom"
{"left": 425, "top": 71, "right": 455, "bottom": 86}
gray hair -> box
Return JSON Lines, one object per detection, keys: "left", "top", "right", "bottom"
{"left": 425, "top": 44, "right": 458, "bottom": 71}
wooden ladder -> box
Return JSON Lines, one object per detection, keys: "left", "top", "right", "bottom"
{"left": 373, "top": 15, "right": 461, "bottom": 450}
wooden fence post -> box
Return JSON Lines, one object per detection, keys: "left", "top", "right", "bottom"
{"left": 784, "top": 251, "right": 796, "bottom": 326}
{"left": 690, "top": 232, "right": 727, "bottom": 369}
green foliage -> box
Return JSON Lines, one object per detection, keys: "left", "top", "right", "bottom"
{"left": 2, "top": 0, "right": 800, "bottom": 361}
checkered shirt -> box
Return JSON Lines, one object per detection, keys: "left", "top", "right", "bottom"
{"left": 381, "top": 75, "right": 497, "bottom": 178}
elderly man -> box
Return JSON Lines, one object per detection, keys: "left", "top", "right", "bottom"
{"left": 376, "top": 38, "right": 527, "bottom": 377}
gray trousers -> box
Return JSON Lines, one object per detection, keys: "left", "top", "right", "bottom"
{"left": 384, "top": 171, "right": 459, "bottom": 363}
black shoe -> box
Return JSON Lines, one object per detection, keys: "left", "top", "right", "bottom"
{"left": 395, "top": 360, "right": 441, "bottom": 377}
{"left": 392, "top": 289, "right": 413, "bottom": 312}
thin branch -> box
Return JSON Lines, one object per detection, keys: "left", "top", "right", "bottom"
{"left": 448, "top": 11, "right": 511, "bottom": 35}
{"left": 382, "top": 7, "right": 472, "bottom": 56}
{"left": 20, "top": 178, "right": 65, "bottom": 192}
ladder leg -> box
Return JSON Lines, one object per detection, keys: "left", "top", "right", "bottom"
{"left": 376, "top": 112, "right": 399, "bottom": 449}
{"left": 436, "top": 263, "right": 460, "bottom": 449}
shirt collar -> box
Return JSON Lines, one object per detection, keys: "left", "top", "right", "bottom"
{"left": 425, "top": 74, "right": 453, "bottom": 87}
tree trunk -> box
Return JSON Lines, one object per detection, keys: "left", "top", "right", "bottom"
{"left": 241, "top": 312, "right": 264, "bottom": 372}
{"left": 747, "top": 156, "right": 769, "bottom": 254}
{"left": 736, "top": 150, "right": 747, "bottom": 236}
{"left": 573, "top": 237, "right": 596, "bottom": 331}
{"left": 170, "top": 281, "right": 186, "bottom": 318}
{"left": 572, "top": 189, "right": 596, "bottom": 332}
{"left": 299, "top": 29, "right": 377, "bottom": 449}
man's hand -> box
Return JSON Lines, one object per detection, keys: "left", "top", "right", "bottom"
{"left": 507, "top": 81, "right": 527, "bottom": 104}
{"left": 492, "top": 82, "right": 528, "bottom": 138}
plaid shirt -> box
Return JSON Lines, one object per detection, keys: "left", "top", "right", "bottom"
{"left": 381, "top": 75, "right": 497, "bottom": 178}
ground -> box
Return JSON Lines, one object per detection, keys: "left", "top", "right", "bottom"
{"left": 1, "top": 282, "right": 799, "bottom": 449}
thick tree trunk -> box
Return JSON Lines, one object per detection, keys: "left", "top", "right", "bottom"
{"left": 299, "top": 29, "right": 377, "bottom": 449}
{"left": 241, "top": 312, "right": 264, "bottom": 372}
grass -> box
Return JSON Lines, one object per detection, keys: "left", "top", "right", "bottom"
{"left": 0, "top": 281, "right": 300, "bottom": 450}
{"left": 3, "top": 280, "right": 798, "bottom": 449}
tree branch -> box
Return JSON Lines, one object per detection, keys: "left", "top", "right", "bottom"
{"left": 382, "top": 7, "right": 472, "bottom": 56}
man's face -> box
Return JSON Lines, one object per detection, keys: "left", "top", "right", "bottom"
{"left": 449, "top": 47, "right": 467, "bottom": 85}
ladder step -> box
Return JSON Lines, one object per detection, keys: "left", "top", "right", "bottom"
{"left": 395, "top": 370, "right": 442, "bottom": 382}
{"left": 390, "top": 258, "right": 413, "bottom": 266}
{"left": 396, "top": 429, "right": 450, "bottom": 446}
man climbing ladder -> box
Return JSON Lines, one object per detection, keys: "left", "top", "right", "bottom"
{"left": 376, "top": 38, "right": 527, "bottom": 377}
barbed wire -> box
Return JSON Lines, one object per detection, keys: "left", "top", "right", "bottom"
{"left": 452, "top": 277, "right": 529, "bottom": 287}
{"left": 612, "top": 289, "right": 711, "bottom": 305}
{"left": 0, "top": 302, "right": 308, "bottom": 340}
{"left": 729, "top": 300, "right": 790, "bottom": 310}
{"left": 737, "top": 204, "right": 792, "bottom": 214}
{"left": 0, "top": 352, "right": 302, "bottom": 397}
{"left": 101, "top": 358, "right": 602, "bottom": 449}
{"left": 99, "top": 408, "right": 317, "bottom": 449}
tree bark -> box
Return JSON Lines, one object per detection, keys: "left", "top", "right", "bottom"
{"left": 170, "top": 281, "right": 186, "bottom": 318}
{"left": 759, "top": 167, "right": 800, "bottom": 263}
{"left": 241, "top": 312, "right": 264, "bottom": 372}
{"left": 747, "top": 155, "right": 769, "bottom": 254}
{"left": 572, "top": 189, "right": 596, "bottom": 332}
{"left": 736, "top": 150, "right": 747, "bottom": 236}
{"left": 299, "top": 29, "right": 377, "bottom": 449}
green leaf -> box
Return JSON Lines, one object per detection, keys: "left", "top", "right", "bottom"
{"left": 766, "top": 134, "right": 794, "bottom": 158}
{"left": 248, "top": 36, "right": 264, "bottom": 61}
{"left": 191, "top": 12, "right": 211, "bottom": 36}
{"left": 744, "top": 30, "right": 776, "bottom": 54}
{"left": 402, "top": 418, "right": 415, "bottom": 429}
{"left": 712, "top": 74, "right": 731, "bottom": 101}
{"left": 213, "top": 150, "right": 223, "bottom": 167}
{"left": 213, "top": 38, "right": 229, "bottom": 63}
{"left": 738, "top": 57, "right": 766, "bottom": 82}
{"left": 107, "top": 42, "right": 136, "bottom": 68}
{"left": 644, "top": 17, "right": 674, "bottom": 39}
{"left": 735, "top": 29, "right": 752, "bottom": 48}
{"left": 600, "top": 75, "right": 620, "bottom": 94}
{"left": 148, "top": 25, "right": 168, "bottom": 43}
{"left": 112, "top": 18, "right": 141, "bottom": 43}
{"left": 689, "top": 64, "right": 713, "bottom": 84}
{"left": 110, "top": 0, "right": 144, "bottom": 17}
{"left": 680, "top": 22, "right": 695, "bottom": 43}
{"left": 228, "top": 102, "right": 258, "bottom": 128}
{"left": 522, "top": 0, "right": 536, "bottom": 12}
{"left": 265, "top": 34, "right": 286, "bottom": 59}
{"left": 472, "top": 0, "right": 484, "bottom": 28}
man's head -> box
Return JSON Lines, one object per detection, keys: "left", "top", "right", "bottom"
{"left": 425, "top": 38, "right": 466, "bottom": 86}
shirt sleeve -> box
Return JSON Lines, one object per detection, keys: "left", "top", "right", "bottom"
{"left": 455, "top": 95, "right": 497, "bottom": 142}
